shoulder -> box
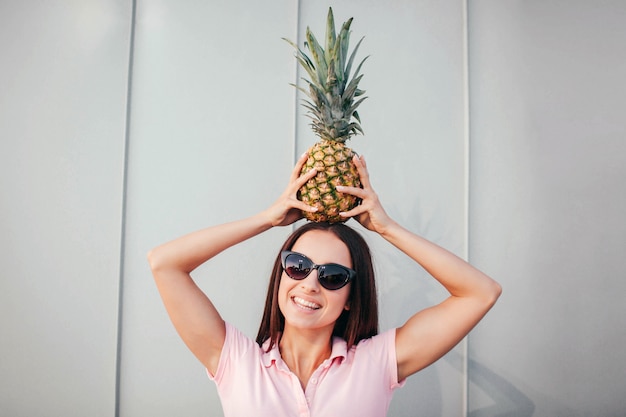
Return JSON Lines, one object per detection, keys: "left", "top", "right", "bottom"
{"left": 224, "top": 322, "right": 257, "bottom": 349}
{"left": 352, "top": 328, "right": 397, "bottom": 357}
{"left": 345, "top": 329, "right": 400, "bottom": 378}
{"left": 209, "top": 322, "right": 261, "bottom": 382}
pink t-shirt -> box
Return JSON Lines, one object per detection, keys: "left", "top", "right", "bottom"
{"left": 208, "top": 322, "right": 405, "bottom": 417}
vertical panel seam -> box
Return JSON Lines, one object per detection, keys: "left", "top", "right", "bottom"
{"left": 461, "top": 0, "right": 471, "bottom": 415}
{"left": 115, "top": 0, "right": 137, "bottom": 416}
{"left": 290, "top": 0, "right": 302, "bottom": 233}
{"left": 292, "top": 0, "right": 301, "bottom": 165}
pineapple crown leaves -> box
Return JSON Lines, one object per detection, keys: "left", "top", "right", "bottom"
{"left": 283, "top": 7, "right": 368, "bottom": 143}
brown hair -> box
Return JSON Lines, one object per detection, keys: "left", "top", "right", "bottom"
{"left": 255, "top": 222, "right": 379, "bottom": 350}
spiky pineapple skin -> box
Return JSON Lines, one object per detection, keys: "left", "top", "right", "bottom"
{"left": 298, "top": 140, "right": 361, "bottom": 223}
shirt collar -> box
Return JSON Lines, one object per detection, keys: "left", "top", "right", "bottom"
{"left": 261, "top": 336, "right": 348, "bottom": 368}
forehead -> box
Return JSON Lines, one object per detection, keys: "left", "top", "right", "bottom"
{"left": 291, "top": 230, "right": 352, "bottom": 268}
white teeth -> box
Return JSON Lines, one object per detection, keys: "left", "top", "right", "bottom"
{"left": 293, "top": 296, "right": 321, "bottom": 310}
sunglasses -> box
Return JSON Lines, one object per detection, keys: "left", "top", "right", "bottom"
{"left": 280, "top": 251, "right": 356, "bottom": 290}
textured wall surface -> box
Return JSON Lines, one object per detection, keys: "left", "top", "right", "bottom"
{"left": 467, "top": 2, "right": 626, "bottom": 416}
{"left": 1, "top": 1, "right": 624, "bottom": 416}
{"left": 0, "top": 1, "right": 132, "bottom": 416}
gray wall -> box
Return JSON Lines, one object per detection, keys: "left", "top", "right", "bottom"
{"left": 468, "top": 2, "right": 626, "bottom": 416}
{"left": 0, "top": 1, "right": 131, "bottom": 416}
{"left": 0, "top": 1, "right": 624, "bottom": 417}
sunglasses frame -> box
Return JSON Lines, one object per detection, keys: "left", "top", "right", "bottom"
{"left": 280, "top": 250, "right": 356, "bottom": 290}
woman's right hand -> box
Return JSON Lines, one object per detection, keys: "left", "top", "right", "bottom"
{"left": 263, "top": 152, "right": 319, "bottom": 227}
{"left": 336, "top": 155, "right": 394, "bottom": 235}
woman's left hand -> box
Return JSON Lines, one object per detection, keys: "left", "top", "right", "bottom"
{"left": 337, "top": 155, "right": 394, "bottom": 235}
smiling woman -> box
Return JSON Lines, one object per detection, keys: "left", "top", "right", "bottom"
{"left": 258, "top": 223, "right": 378, "bottom": 356}
{"left": 147, "top": 153, "right": 501, "bottom": 417}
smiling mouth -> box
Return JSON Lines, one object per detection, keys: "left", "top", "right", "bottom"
{"left": 292, "top": 296, "right": 321, "bottom": 310}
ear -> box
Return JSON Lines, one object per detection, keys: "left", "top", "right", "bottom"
{"left": 344, "top": 302, "right": 350, "bottom": 311}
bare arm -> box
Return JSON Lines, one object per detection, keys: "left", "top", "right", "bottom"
{"left": 378, "top": 222, "right": 501, "bottom": 380}
{"left": 147, "top": 154, "right": 318, "bottom": 374}
{"left": 338, "top": 156, "right": 502, "bottom": 381}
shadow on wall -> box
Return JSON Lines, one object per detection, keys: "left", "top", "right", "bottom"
{"left": 445, "top": 351, "right": 535, "bottom": 417}
{"left": 467, "top": 359, "right": 535, "bottom": 417}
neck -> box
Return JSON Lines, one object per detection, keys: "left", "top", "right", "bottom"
{"left": 279, "top": 327, "right": 333, "bottom": 389}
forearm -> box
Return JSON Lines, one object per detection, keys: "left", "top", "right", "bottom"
{"left": 147, "top": 155, "right": 318, "bottom": 275}
{"left": 380, "top": 221, "right": 501, "bottom": 302}
{"left": 148, "top": 211, "right": 273, "bottom": 274}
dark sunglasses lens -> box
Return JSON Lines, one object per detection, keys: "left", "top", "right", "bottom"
{"left": 285, "top": 254, "right": 311, "bottom": 280}
{"left": 318, "top": 266, "right": 349, "bottom": 290}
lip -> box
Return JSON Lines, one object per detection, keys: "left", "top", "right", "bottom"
{"left": 291, "top": 295, "right": 322, "bottom": 312}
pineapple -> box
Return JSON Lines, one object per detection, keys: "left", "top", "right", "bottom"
{"left": 284, "top": 7, "right": 368, "bottom": 223}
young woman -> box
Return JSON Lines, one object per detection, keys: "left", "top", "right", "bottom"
{"left": 148, "top": 154, "right": 502, "bottom": 416}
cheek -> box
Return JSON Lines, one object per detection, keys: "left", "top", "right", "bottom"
{"left": 277, "top": 275, "right": 292, "bottom": 307}
{"left": 329, "top": 288, "right": 351, "bottom": 310}
{"left": 278, "top": 273, "right": 292, "bottom": 292}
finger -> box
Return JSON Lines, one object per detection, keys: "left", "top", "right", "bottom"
{"left": 339, "top": 204, "right": 366, "bottom": 219}
{"left": 295, "top": 167, "right": 317, "bottom": 189}
{"left": 358, "top": 154, "right": 367, "bottom": 168}
{"left": 336, "top": 185, "right": 368, "bottom": 199}
{"left": 291, "top": 198, "right": 318, "bottom": 213}
{"left": 301, "top": 203, "right": 319, "bottom": 213}
{"left": 353, "top": 155, "right": 372, "bottom": 189}
{"left": 290, "top": 152, "right": 310, "bottom": 182}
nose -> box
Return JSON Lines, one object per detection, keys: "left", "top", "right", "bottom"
{"left": 299, "top": 269, "right": 321, "bottom": 292}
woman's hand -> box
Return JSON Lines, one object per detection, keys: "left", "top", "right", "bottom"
{"left": 337, "top": 155, "right": 394, "bottom": 234}
{"left": 263, "top": 152, "right": 319, "bottom": 227}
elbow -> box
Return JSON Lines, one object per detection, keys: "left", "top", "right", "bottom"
{"left": 487, "top": 280, "right": 502, "bottom": 307}
{"left": 146, "top": 246, "right": 165, "bottom": 274}
{"left": 147, "top": 245, "right": 189, "bottom": 278}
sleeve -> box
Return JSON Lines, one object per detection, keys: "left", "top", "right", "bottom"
{"left": 387, "top": 328, "right": 407, "bottom": 389}
{"left": 354, "top": 328, "right": 406, "bottom": 391}
{"left": 206, "top": 322, "right": 254, "bottom": 384}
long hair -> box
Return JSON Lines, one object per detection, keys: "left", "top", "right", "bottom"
{"left": 255, "top": 222, "right": 379, "bottom": 350}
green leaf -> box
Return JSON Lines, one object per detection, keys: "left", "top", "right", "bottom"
{"left": 348, "top": 122, "right": 364, "bottom": 135}
{"left": 344, "top": 36, "right": 364, "bottom": 81}
{"left": 295, "top": 57, "right": 317, "bottom": 80}
{"left": 304, "top": 79, "right": 330, "bottom": 108}
{"left": 305, "top": 28, "right": 328, "bottom": 88}
{"left": 327, "top": 59, "right": 338, "bottom": 88}
{"left": 324, "top": 7, "right": 336, "bottom": 63}
{"left": 348, "top": 96, "right": 368, "bottom": 115}
{"left": 343, "top": 73, "right": 364, "bottom": 102}
{"left": 332, "top": 30, "right": 347, "bottom": 86}
{"left": 337, "top": 18, "right": 353, "bottom": 72}
{"left": 282, "top": 37, "right": 318, "bottom": 82}
{"left": 289, "top": 83, "right": 313, "bottom": 99}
